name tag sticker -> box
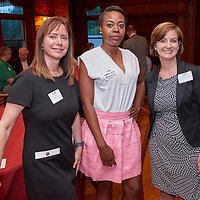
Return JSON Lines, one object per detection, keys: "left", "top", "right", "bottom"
{"left": 178, "top": 71, "right": 193, "bottom": 84}
{"left": 48, "top": 89, "right": 63, "bottom": 104}
{"left": 104, "top": 69, "right": 116, "bottom": 80}
{"left": 0, "top": 158, "right": 6, "bottom": 169}
{"left": 35, "top": 147, "right": 60, "bottom": 160}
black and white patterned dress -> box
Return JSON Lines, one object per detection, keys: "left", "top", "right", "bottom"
{"left": 149, "top": 75, "right": 200, "bottom": 200}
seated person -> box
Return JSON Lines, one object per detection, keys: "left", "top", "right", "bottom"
{"left": 82, "top": 42, "right": 94, "bottom": 53}
{"left": 11, "top": 47, "right": 31, "bottom": 75}
{"left": 0, "top": 46, "right": 16, "bottom": 93}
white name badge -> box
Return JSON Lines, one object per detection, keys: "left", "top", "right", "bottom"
{"left": 35, "top": 147, "right": 60, "bottom": 160}
{"left": 104, "top": 69, "right": 116, "bottom": 80}
{"left": 48, "top": 89, "right": 63, "bottom": 104}
{"left": 0, "top": 158, "right": 6, "bottom": 169}
{"left": 178, "top": 71, "right": 193, "bottom": 84}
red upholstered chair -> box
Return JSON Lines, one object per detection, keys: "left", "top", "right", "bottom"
{"left": 0, "top": 107, "right": 27, "bottom": 200}
{"left": 0, "top": 94, "right": 8, "bottom": 107}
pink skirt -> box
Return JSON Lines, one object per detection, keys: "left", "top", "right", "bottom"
{"left": 80, "top": 110, "right": 141, "bottom": 183}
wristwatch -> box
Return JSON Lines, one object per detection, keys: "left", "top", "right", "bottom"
{"left": 73, "top": 141, "right": 84, "bottom": 148}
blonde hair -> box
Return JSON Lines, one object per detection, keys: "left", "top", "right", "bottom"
{"left": 150, "top": 22, "right": 184, "bottom": 57}
{"left": 30, "top": 16, "right": 75, "bottom": 85}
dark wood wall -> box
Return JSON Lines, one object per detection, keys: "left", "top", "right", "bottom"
{"left": 32, "top": 0, "right": 199, "bottom": 65}
{"left": 34, "top": 0, "right": 69, "bottom": 18}
{"left": 195, "top": 0, "right": 200, "bottom": 65}
{"left": 71, "top": 0, "right": 199, "bottom": 65}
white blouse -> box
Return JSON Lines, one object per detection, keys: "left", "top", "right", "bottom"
{"left": 78, "top": 46, "right": 140, "bottom": 112}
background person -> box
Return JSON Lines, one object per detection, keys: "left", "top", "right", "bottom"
{"left": 123, "top": 24, "right": 149, "bottom": 74}
{"left": 83, "top": 42, "right": 94, "bottom": 53}
{"left": 145, "top": 22, "right": 200, "bottom": 200}
{"left": 0, "top": 46, "right": 16, "bottom": 93}
{"left": 11, "top": 47, "right": 31, "bottom": 75}
{"left": 79, "top": 5, "right": 145, "bottom": 200}
{"left": 0, "top": 16, "right": 82, "bottom": 199}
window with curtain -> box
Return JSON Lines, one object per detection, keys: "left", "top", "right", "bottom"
{"left": 0, "top": 0, "right": 25, "bottom": 48}
{"left": 86, "top": 6, "right": 102, "bottom": 47}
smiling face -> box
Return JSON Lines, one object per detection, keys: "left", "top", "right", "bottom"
{"left": 42, "top": 24, "right": 69, "bottom": 62}
{"left": 100, "top": 11, "right": 126, "bottom": 47}
{"left": 154, "top": 29, "right": 179, "bottom": 61}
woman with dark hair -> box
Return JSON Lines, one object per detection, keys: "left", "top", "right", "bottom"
{"left": 0, "top": 16, "right": 82, "bottom": 199}
{"left": 79, "top": 5, "right": 145, "bottom": 200}
{"left": 146, "top": 22, "right": 200, "bottom": 200}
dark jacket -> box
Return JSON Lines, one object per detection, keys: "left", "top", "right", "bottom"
{"left": 123, "top": 34, "right": 148, "bottom": 73}
{"left": 10, "top": 58, "right": 31, "bottom": 75}
{"left": 145, "top": 59, "right": 200, "bottom": 147}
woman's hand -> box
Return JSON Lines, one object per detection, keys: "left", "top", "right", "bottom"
{"left": 98, "top": 144, "right": 116, "bottom": 167}
{"left": 129, "top": 106, "right": 140, "bottom": 119}
{"left": 197, "top": 154, "right": 200, "bottom": 173}
{"left": 73, "top": 147, "right": 82, "bottom": 175}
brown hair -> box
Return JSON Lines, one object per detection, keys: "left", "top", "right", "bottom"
{"left": 150, "top": 22, "right": 184, "bottom": 57}
{"left": 30, "top": 16, "right": 75, "bottom": 85}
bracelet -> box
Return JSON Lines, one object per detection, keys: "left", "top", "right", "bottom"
{"left": 73, "top": 141, "right": 84, "bottom": 148}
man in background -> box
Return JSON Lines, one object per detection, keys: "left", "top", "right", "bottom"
{"left": 123, "top": 24, "right": 149, "bottom": 74}
{"left": 0, "top": 46, "right": 16, "bottom": 93}
{"left": 11, "top": 47, "right": 31, "bottom": 75}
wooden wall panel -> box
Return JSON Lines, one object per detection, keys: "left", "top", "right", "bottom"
{"left": 34, "top": 0, "right": 69, "bottom": 18}
{"left": 34, "top": 0, "right": 54, "bottom": 16}
{"left": 32, "top": 0, "right": 199, "bottom": 64}
{"left": 195, "top": 0, "right": 200, "bottom": 65}
{"left": 97, "top": 0, "right": 198, "bottom": 63}
{"left": 98, "top": 0, "right": 200, "bottom": 68}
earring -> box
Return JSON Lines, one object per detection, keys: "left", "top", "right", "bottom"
{"left": 99, "top": 31, "right": 102, "bottom": 34}
{"left": 154, "top": 50, "right": 158, "bottom": 56}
